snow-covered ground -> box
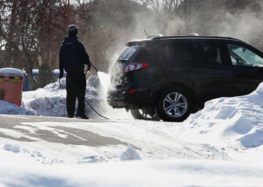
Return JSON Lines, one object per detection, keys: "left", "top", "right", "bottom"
{"left": 1, "top": 72, "right": 263, "bottom": 186}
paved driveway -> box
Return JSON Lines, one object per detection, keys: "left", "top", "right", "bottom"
{"left": 0, "top": 114, "right": 127, "bottom": 146}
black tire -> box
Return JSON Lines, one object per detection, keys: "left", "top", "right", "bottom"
{"left": 156, "top": 88, "right": 192, "bottom": 122}
{"left": 130, "top": 109, "right": 160, "bottom": 121}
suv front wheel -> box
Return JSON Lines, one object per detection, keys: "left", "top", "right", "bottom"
{"left": 156, "top": 88, "right": 192, "bottom": 122}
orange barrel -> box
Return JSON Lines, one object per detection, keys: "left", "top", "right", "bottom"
{"left": 0, "top": 68, "right": 24, "bottom": 106}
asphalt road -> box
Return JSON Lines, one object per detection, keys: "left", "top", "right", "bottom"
{"left": 0, "top": 114, "right": 127, "bottom": 147}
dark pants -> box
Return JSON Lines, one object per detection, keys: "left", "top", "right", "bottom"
{"left": 66, "top": 71, "right": 86, "bottom": 116}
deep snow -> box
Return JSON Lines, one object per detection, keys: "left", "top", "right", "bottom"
{"left": 1, "top": 73, "right": 263, "bottom": 186}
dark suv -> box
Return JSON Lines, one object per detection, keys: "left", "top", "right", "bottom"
{"left": 107, "top": 35, "right": 263, "bottom": 122}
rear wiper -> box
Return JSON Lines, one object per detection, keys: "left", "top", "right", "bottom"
{"left": 118, "top": 59, "right": 128, "bottom": 62}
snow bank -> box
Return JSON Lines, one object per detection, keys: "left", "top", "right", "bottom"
{"left": 0, "top": 100, "right": 36, "bottom": 115}
{"left": 22, "top": 75, "right": 107, "bottom": 118}
{"left": 20, "top": 74, "right": 130, "bottom": 119}
{"left": 0, "top": 75, "right": 105, "bottom": 117}
{"left": 0, "top": 157, "right": 263, "bottom": 187}
{"left": 120, "top": 144, "right": 141, "bottom": 161}
{"left": 184, "top": 82, "right": 263, "bottom": 148}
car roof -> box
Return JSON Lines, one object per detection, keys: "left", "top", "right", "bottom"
{"left": 126, "top": 35, "right": 245, "bottom": 46}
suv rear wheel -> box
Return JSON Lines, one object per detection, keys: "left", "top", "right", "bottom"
{"left": 156, "top": 88, "right": 192, "bottom": 122}
{"left": 130, "top": 109, "right": 160, "bottom": 121}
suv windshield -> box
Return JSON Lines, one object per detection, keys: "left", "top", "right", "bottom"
{"left": 118, "top": 46, "right": 138, "bottom": 62}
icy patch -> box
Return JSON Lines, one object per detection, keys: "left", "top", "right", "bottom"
{"left": 31, "top": 151, "right": 43, "bottom": 158}
{"left": 4, "top": 144, "right": 20, "bottom": 153}
{"left": 1, "top": 142, "right": 64, "bottom": 165}
{"left": 14, "top": 125, "right": 38, "bottom": 134}
{"left": 78, "top": 155, "right": 105, "bottom": 164}
{"left": 0, "top": 128, "right": 39, "bottom": 140}
{"left": 120, "top": 144, "right": 141, "bottom": 161}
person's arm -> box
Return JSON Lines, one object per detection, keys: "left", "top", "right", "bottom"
{"left": 59, "top": 45, "right": 64, "bottom": 79}
{"left": 79, "top": 43, "right": 91, "bottom": 70}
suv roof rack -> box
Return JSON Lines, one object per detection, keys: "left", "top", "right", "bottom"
{"left": 187, "top": 33, "right": 199, "bottom": 36}
{"left": 127, "top": 35, "right": 245, "bottom": 45}
{"left": 149, "top": 35, "right": 244, "bottom": 43}
{"left": 147, "top": 34, "right": 163, "bottom": 39}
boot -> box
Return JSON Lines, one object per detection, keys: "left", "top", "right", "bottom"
{"left": 76, "top": 113, "right": 89, "bottom": 119}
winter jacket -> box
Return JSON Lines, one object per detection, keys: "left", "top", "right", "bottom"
{"left": 59, "top": 36, "right": 91, "bottom": 77}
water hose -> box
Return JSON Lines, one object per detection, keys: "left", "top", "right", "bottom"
{"left": 66, "top": 77, "right": 109, "bottom": 120}
{"left": 59, "top": 64, "right": 109, "bottom": 119}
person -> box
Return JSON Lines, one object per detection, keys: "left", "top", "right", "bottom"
{"left": 59, "top": 24, "right": 91, "bottom": 119}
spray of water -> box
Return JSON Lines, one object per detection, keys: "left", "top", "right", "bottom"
{"left": 97, "top": 71, "right": 110, "bottom": 96}
{"left": 96, "top": 71, "right": 132, "bottom": 120}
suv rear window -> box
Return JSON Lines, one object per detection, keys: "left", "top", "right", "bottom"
{"left": 118, "top": 46, "right": 138, "bottom": 62}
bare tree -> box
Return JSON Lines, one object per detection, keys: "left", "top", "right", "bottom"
{"left": 137, "top": 0, "right": 182, "bottom": 13}
{"left": 0, "top": 0, "right": 75, "bottom": 88}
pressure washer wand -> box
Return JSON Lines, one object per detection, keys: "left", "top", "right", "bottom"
{"left": 90, "top": 63, "right": 99, "bottom": 72}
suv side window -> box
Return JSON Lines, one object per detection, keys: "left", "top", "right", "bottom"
{"left": 157, "top": 41, "right": 193, "bottom": 68}
{"left": 227, "top": 44, "right": 263, "bottom": 67}
{"left": 193, "top": 41, "right": 223, "bottom": 65}
{"left": 179, "top": 42, "right": 193, "bottom": 63}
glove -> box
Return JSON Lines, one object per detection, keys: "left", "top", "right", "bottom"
{"left": 59, "top": 73, "right": 63, "bottom": 79}
{"left": 88, "top": 64, "right": 91, "bottom": 71}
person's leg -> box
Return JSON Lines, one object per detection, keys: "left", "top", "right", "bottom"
{"left": 76, "top": 73, "right": 88, "bottom": 118}
{"left": 66, "top": 72, "right": 76, "bottom": 117}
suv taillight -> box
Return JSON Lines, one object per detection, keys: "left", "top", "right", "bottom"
{"left": 124, "top": 62, "right": 149, "bottom": 73}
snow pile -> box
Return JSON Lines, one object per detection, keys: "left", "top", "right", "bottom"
{"left": 120, "top": 144, "right": 141, "bottom": 161}
{"left": 19, "top": 74, "right": 131, "bottom": 119}
{"left": 0, "top": 100, "right": 36, "bottom": 115}
{"left": 22, "top": 75, "right": 105, "bottom": 118}
{"left": 4, "top": 144, "right": 21, "bottom": 153}
{"left": 183, "top": 82, "right": 263, "bottom": 148}
{"left": 0, "top": 158, "right": 263, "bottom": 187}
{"left": 0, "top": 74, "right": 108, "bottom": 117}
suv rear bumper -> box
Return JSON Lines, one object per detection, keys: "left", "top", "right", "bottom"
{"left": 107, "top": 88, "right": 152, "bottom": 109}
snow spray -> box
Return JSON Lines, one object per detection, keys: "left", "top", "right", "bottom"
{"left": 95, "top": 71, "right": 132, "bottom": 119}
{"left": 97, "top": 71, "right": 110, "bottom": 96}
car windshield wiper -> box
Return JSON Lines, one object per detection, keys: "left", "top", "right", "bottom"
{"left": 118, "top": 59, "right": 128, "bottom": 63}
